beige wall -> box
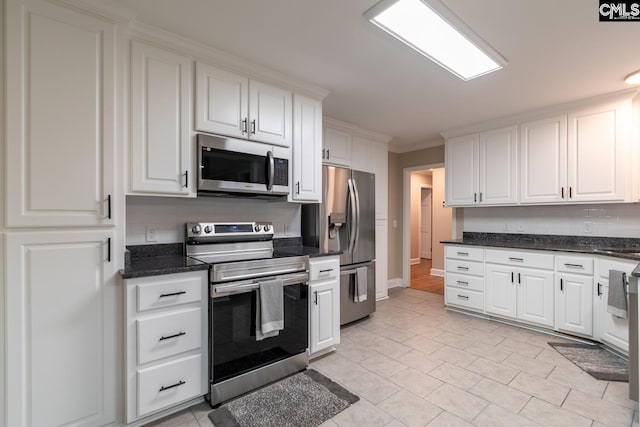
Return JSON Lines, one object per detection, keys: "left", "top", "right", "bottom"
{"left": 431, "top": 168, "right": 451, "bottom": 272}
{"left": 387, "top": 143, "right": 445, "bottom": 281}
{"left": 410, "top": 173, "right": 432, "bottom": 261}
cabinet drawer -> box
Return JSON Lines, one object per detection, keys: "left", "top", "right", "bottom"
{"left": 485, "top": 249, "right": 553, "bottom": 269}
{"left": 446, "top": 259, "right": 483, "bottom": 276}
{"left": 137, "top": 308, "right": 202, "bottom": 365}
{"left": 309, "top": 257, "right": 339, "bottom": 281}
{"left": 137, "top": 354, "right": 203, "bottom": 417}
{"left": 556, "top": 255, "right": 593, "bottom": 275}
{"left": 445, "top": 272, "right": 484, "bottom": 292}
{"left": 137, "top": 273, "right": 203, "bottom": 312}
{"left": 445, "top": 246, "right": 484, "bottom": 262}
{"left": 446, "top": 287, "right": 484, "bottom": 311}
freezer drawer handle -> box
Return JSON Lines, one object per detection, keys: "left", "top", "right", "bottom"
{"left": 159, "top": 331, "right": 186, "bottom": 341}
{"left": 159, "top": 380, "right": 185, "bottom": 392}
{"left": 159, "top": 291, "right": 186, "bottom": 298}
{"left": 457, "top": 295, "right": 469, "bottom": 300}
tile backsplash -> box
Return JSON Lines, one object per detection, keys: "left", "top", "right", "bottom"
{"left": 126, "top": 196, "right": 302, "bottom": 245}
{"left": 463, "top": 203, "right": 640, "bottom": 238}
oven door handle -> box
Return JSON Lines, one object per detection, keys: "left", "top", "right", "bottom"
{"left": 214, "top": 272, "right": 309, "bottom": 294}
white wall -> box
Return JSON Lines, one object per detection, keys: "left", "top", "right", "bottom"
{"left": 126, "top": 196, "right": 302, "bottom": 245}
{"left": 463, "top": 203, "right": 640, "bottom": 238}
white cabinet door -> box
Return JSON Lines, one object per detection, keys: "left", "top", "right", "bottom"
{"left": 519, "top": 116, "right": 567, "bottom": 204}
{"left": 445, "top": 134, "right": 478, "bottom": 206}
{"left": 567, "top": 101, "right": 627, "bottom": 202}
{"left": 556, "top": 273, "right": 593, "bottom": 336}
{"left": 131, "top": 41, "right": 193, "bottom": 196}
{"left": 485, "top": 264, "right": 517, "bottom": 318}
{"left": 248, "top": 80, "right": 292, "bottom": 147}
{"left": 309, "top": 279, "right": 340, "bottom": 355}
{"left": 479, "top": 126, "right": 518, "bottom": 205}
{"left": 5, "top": 0, "right": 115, "bottom": 227}
{"left": 291, "top": 94, "right": 322, "bottom": 202}
{"left": 517, "top": 267, "right": 554, "bottom": 327}
{"left": 323, "top": 126, "right": 352, "bottom": 167}
{"left": 351, "top": 136, "right": 373, "bottom": 172}
{"left": 5, "top": 230, "right": 116, "bottom": 427}
{"left": 597, "top": 284, "right": 629, "bottom": 352}
{"left": 195, "top": 62, "right": 248, "bottom": 138}
{"left": 375, "top": 219, "right": 388, "bottom": 300}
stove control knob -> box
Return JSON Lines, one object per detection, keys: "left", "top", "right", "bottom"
{"left": 204, "top": 225, "right": 212, "bottom": 234}
{"left": 191, "top": 225, "right": 201, "bottom": 234}
{"left": 263, "top": 224, "right": 271, "bottom": 232}
{"left": 254, "top": 224, "right": 261, "bottom": 232}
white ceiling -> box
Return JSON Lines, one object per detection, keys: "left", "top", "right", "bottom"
{"left": 117, "top": 0, "right": 640, "bottom": 151}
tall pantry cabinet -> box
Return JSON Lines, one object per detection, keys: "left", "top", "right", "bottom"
{"left": 3, "top": 0, "right": 122, "bottom": 426}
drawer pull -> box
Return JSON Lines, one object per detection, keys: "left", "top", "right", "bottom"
{"left": 159, "top": 291, "right": 187, "bottom": 298}
{"left": 159, "top": 331, "right": 186, "bottom": 341}
{"left": 457, "top": 252, "right": 469, "bottom": 256}
{"left": 456, "top": 280, "right": 469, "bottom": 286}
{"left": 159, "top": 380, "right": 185, "bottom": 392}
{"left": 456, "top": 266, "right": 469, "bottom": 271}
{"left": 457, "top": 295, "right": 469, "bottom": 300}
{"left": 564, "top": 263, "right": 583, "bottom": 269}
{"left": 319, "top": 268, "right": 334, "bottom": 273}
{"left": 508, "top": 257, "right": 524, "bottom": 262}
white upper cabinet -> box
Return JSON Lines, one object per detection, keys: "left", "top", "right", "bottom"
{"left": 130, "top": 41, "right": 193, "bottom": 196}
{"left": 479, "top": 126, "right": 518, "bottom": 205}
{"left": 351, "top": 136, "right": 373, "bottom": 172}
{"left": 567, "top": 101, "right": 628, "bottom": 202}
{"left": 445, "top": 126, "right": 516, "bottom": 206}
{"left": 519, "top": 115, "right": 567, "bottom": 204}
{"left": 290, "top": 94, "right": 322, "bottom": 202}
{"left": 5, "top": 0, "right": 116, "bottom": 227}
{"left": 445, "top": 133, "right": 478, "bottom": 206}
{"left": 196, "top": 63, "right": 292, "bottom": 147}
{"left": 322, "top": 125, "right": 352, "bottom": 167}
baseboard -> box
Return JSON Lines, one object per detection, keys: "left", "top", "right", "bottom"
{"left": 387, "top": 278, "right": 404, "bottom": 289}
{"left": 430, "top": 268, "right": 444, "bottom": 277}
{"left": 410, "top": 258, "right": 421, "bottom": 265}
{"left": 376, "top": 293, "right": 389, "bottom": 301}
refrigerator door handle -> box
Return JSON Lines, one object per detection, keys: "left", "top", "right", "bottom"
{"left": 352, "top": 177, "right": 361, "bottom": 253}
{"left": 347, "top": 178, "right": 357, "bottom": 253}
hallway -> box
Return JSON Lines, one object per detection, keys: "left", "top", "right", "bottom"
{"left": 410, "top": 259, "right": 444, "bottom": 295}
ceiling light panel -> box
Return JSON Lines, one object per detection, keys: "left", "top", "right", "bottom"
{"left": 365, "top": 0, "right": 506, "bottom": 80}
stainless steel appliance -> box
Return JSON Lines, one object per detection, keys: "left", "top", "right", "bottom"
{"left": 629, "top": 274, "right": 638, "bottom": 402}
{"left": 197, "top": 133, "right": 289, "bottom": 198}
{"left": 302, "top": 166, "right": 376, "bottom": 325}
{"left": 186, "top": 222, "right": 309, "bottom": 406}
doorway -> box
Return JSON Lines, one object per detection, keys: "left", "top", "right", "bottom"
{"left": 404, "top": 166, "right": 452, "bottom": 295}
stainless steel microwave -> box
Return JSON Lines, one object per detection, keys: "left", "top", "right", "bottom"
{"left": 197, "top": 134, "right": 289, "bottom": 198}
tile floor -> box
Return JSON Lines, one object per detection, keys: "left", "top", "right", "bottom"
{"left": 150, "top": 287, "right": 639, "bottom": 427}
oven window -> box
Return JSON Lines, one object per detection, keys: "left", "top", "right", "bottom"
{"left": 211, "top": 284, "right": 308, "bottom": 384}
{"left": 201, "top": 148, "right": 268, "bottom": 185}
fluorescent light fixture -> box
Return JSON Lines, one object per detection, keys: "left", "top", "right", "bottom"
{"left": 364, "top": 0, "right": 506, "bottom": 80}
{"left": 624, "top": 70, "right": 640, "bottom": 84}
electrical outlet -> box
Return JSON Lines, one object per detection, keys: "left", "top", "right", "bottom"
{"left": 516, "top": 224, "right": 524, "bottom": 232}
{"left": 583, "top": 222, "right": 593, "bottom": 233}
{"left": 145, "top": 226, "right": 158, "bottom": 242}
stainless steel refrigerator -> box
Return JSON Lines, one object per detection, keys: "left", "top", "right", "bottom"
{"left": 302, "top": 165, "right": 376, "bottom": 325}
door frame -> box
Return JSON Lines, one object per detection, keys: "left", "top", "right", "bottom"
{"left": 403, "top": 163, "right": 450, "bottom": 288}
{"left": 418, "top": 185, "right": 432, "bottom": 260}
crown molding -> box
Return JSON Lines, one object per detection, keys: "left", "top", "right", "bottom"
{"left": 323, "top": 117, "right": 392, "bottom": 144}
{"left": 388, "top": 138, "right": 444, "bottom": 153}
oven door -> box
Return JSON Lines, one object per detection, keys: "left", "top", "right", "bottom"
{"left": 209, "top": 272, "right": 308, "bottom": 386}
{"left": 198, "top": 133, "right": 289, "bottom": 196}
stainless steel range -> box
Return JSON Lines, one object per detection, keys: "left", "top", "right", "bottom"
{"left": 186, "top": 222, "right": 310, "bottom": 406}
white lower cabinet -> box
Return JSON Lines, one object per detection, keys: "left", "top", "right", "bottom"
{"left": 484, "top": 249, "right": 555, "bottom": 328}
{"left": 308, "top": 256, "right": 340, "bottom": 357}
{"left": 556, "top": 272, "right": 593, "bottom": 337}
{"left": 444, "top": 245, "right": 485, "bottom": 312}
{"left": 594, "top": 258, "right": 634, "bottom": 352}
{"left": 125, "top": 271, "right": 208, "bottom": 424}
{"left": 5, "top": 230, "right": 117, "bottom": 427}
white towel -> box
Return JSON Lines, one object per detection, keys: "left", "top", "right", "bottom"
{"left": 354, "top": 266, "right": 368, "bottom": 303}
{"left": 607, "top": 270, "right": 628, "bottom": 319}
{"left": 255, "top": 278, "right": 284, "bottom": 341}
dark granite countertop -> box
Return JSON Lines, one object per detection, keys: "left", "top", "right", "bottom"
{"left": 442, "top": 232, "right": 640, "bottom": 262}
{"left": 120, "top": 243, "right": 210, "bottom": 279}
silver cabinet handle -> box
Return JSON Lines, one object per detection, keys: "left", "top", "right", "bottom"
{"left": 508, "top": 257, "right": 524, "bottom": 262}
{"left": 456, "top": 280, "right": 469, "bottom": 286}
{"left": 457, "top": 295, "right": 469, "bottom": 300}
{"left": 242, "top": 118, "right": 248, "bottom": 134}
{"left": 457, "top": 252, "right": 469, "bottom": 256}
{"left": 251, "top": 119, "right": 256, "bottom": 134}
{"left": 456, "top": 266, "right": 469, "bottom": 271}
{"left": 564, "top": 263, "right": 583, "bottom": 269}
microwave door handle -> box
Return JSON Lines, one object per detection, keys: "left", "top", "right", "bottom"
{"left": 347, "top": 178, "right": 357, "bottom": 253}
{"left": 352, "top": 178, "right": 361, "bottom": 252}
{"left": 267, "top": 151, "right": 274, "bottom": 191}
